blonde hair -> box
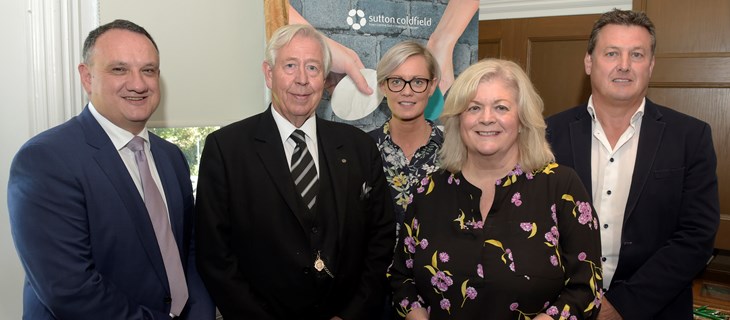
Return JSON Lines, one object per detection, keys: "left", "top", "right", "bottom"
{"left": 265, "top": 24, "right": 331, "bottom": 76}
{"left": 439, "top": 58, "right": 554, "bottom": 173}
{"left": 376, "top": 40, "right": 440, "bottom": 84}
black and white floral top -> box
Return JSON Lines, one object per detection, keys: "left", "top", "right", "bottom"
{"left": 368, "top": 120, "right": 443, "bottom": 225}
{"left": 389, "top": 163, "right": 603, "bottom": 320}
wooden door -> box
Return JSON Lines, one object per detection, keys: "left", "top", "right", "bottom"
{"left": 479, "top": 0, "right": 730, "bottom": 249}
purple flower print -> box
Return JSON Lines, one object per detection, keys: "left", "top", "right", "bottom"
{"left": 577, "top": 201, "right": 592, "bottom": 225}
{"left": 417, "top": 186, "right": 425, "bottom": 193}
{"left": 593, "top": 217, "right": 599, "bottom": 230}
{"left": 511, "top": 192, "right": 522, "bottom": 206}
{"left": 439, "top": 252, "right": 450, "bottom": 263}
{"left": 509, "top": 262, "right": 515, "bottom": 272}
{"left": 477, "top": 264, "right": 484, "bottom": 278}
{"left": 495, "top": 179, "right": 502, "bottom": 186}
{"left": 546, "top": 306, "right": 559, "bottom": 316}
{"left": 431, "top": 271, "right": 454, "bottom": 291}
{"left": 411, "top": 301, "right": 422, "bottom": 309}
{"left": 400, "top": 299, "right": 409, "bottom": 308}
{"left": 551, "top": 204, "right": 558, "bottom": 224}
{"left": 543, "top": 301, "right": 550, "bottom": 308}
{"left": 578, "top": 252, "right": 587, "bottom": 261}
{"left": 526, "top": 172, "right": 534, "bottom": 180}
{"left": 406, "top": 258, "right": 414, "bottom": 269}
{"left": 467, "top": 220, "right": 484, "bottom": 229}
{"left": 440, "top": 298, "right": 451, "bottom": 310}
{"left": 465, "top": 287, "right": 477, "bottom": 300}
{"left": 509, "top": 302, "right": 519, "bottom": 311}
{"left": 505, "top": 248, "right": 513, "bottom": 261}
{"left": 561, "top": 309, "right": 571, "bottom": 318}
{"left": 550, "top": 255, "right": 559, "bottom": 266}
{"left": 520, "top": 222, "right": 532, "bottom": 232}
{"left": 420, "top": 239, "right": 429, "bottom": 249}
{"left": 422, "top": 177, "right": 430, "bottom": 186}
{"left": 570, "top": 316, "right": 577, "bottom": 320}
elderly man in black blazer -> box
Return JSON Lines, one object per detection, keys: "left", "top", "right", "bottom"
{"left": 195, "top": 24, "right": 395, "bottom": 320}
{"left": 546, "top": 9, "right": 719, "bottom": 320}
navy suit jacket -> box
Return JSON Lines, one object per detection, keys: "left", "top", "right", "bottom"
{"left": 546, "top": 99, "right": 720, "bottom": 319}
{"left": 195, "top": 107, "right": 395, "bottom": 320}
{"left": 8, "top": 107, "right": 214, "bottom": 319}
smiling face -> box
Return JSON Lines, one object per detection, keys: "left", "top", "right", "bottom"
{"left": 585, "top": 24, "right": 655, "bottom": 108}
{"left": 381, "top": 55, "right": 436, "bottom": 123}
{"left": 78, "top": 29, "right": 160, "bottom": 135}
{"left": 264, "top": 33, "right": 325, "bottom": 127}
{"left": 459, "top": 78, "right": 521, "bottom": 163}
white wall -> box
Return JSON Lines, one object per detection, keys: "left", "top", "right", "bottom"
{"left": 0, "top": 0, "right": 30, "bottom": 318}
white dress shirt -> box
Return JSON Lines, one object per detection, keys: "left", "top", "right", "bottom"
{"left": 271, "top": 107, "right": 320, "bottom": 177}
{"left": 588, "top": 96, "right": 645, "bottom": 288}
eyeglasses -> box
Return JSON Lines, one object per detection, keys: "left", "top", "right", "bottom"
{"left": 385, "top": 77, "right": 431, "bottom": 93}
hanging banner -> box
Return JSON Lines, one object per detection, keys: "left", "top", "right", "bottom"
{"left": 266, "top": 0, "right": 479, "bottom": 132}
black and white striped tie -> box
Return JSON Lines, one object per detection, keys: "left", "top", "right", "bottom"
{"left": 290, "top": 130, "right": 318, "bottom": 209}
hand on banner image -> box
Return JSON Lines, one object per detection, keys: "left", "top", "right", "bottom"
{"left": 427, "top": 0, "right": 479, "bottom": 94}
{"left": 288, "top": 3, "right": 373, "bottom": 96}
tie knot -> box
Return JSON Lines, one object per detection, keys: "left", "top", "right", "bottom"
{"left": 127, "top": 136, "right": 145, "bottom": 153}
{"left": 291, "top": 130, "right": 307, "bottom": 146}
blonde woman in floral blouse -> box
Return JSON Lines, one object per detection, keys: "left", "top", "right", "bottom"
{"left": 369, "top": 41, "right": 444, "bottom": 227}
{"left": 389, "top": 59, "right": 603, "bottom": 320}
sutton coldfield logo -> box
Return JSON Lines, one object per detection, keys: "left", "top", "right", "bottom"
{"left": 347, "top": 9, "right": 367, "bottom": 30}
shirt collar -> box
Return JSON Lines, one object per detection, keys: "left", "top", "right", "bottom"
{"left": 586, "top": 96, "right": 645, "bottom": 126}
{"left": 271, "top": 105, "right": 317, "bottom": 143}
{"left": 88, "top": 102, "right": 150, "bottom": 151}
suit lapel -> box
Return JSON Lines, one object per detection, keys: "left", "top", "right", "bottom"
{"left": 624, "top": 100, "right": 664, "bottom": 223}
{"left": 254, "top": 109, "right": 308, "bottom": 227}
{"left": 78, "top": 107, "right": 169, "bottom": 287}
{"left": 317, "top": 119, "right": 349, "bottom": 240}
{"left": 568, "top": 108, "right": 594, "bottom": 195}
{"left": 150, "top": 141, "right": 184, "bottom": 246}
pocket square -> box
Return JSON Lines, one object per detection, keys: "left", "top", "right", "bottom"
{"left": 360, "top": 182, "right": 372, "bottom": 200}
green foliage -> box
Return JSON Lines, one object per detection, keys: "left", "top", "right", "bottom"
{"left": 149, "top": 126, "right": 218, "bottom": 176}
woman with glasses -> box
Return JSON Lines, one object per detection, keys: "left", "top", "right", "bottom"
{"left": 389, "top": 59, "right": 602, "bottom": 319}
{"left": 369, "top": 41, "right": 443, "bottom": 229}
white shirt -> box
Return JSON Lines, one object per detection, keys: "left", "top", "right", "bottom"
{"left": 588, "top": 96, "right": 644, "bottom": 289}
{"left": 271, "top": 107, "right": 320, "bottom": 177}
{"left": 88, "top": 103, "right": 169, "bottom": 212}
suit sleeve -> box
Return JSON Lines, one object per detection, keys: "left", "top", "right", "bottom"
{"left": 607, "top": 123, "right": 720, "bottom": 318}
{"left": 194, "top": 134, "right": 277, "bottom": 319}
{"left": 8, "top": 143, "right": 171, "bottom": 320}
{"left": 339, "top": 138, "right": 396, "bottom": 320}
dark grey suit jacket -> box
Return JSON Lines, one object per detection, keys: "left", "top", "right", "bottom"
{"left": 546, "top": 99, "right": 720, "bottom": 319}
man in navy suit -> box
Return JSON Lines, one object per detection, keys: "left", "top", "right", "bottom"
{"left": 546, "top": 9, "right": 720, "bottom": 319}
{"left": 8, "top": 20, "right": 214, "bottom": 319}
{"left": 195, "top": 24, "right": 395, "bottom": 320}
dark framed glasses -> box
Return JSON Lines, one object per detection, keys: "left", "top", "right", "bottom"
{"left": 385, "top": 77, "right": 431, "bottom": 93}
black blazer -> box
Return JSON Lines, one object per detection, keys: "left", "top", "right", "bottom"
{"left": 195, "top": 107, "right": 395, "bottom": 320}
{"left": 546, "top": 99, "right": 720, "bottom": 319}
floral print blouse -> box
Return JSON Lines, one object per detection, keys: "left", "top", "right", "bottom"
{"left": 368, "top": 120, "right": 443, "bottom": 225}
{"left": 389, "top": 163, "right": 603, "bottom": 320}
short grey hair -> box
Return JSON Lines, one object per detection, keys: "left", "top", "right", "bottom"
{"left": 265, "top": 24, "right": 331, "bottom": 76}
